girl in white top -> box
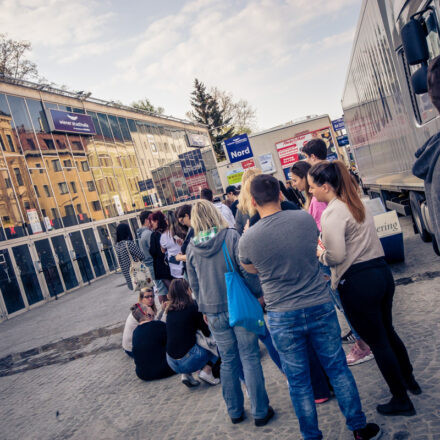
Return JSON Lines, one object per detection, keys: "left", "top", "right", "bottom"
{"left": 308, "top": 160, "right": 419, "bottom": 418}
{"left": 160, "top": 211, "right": 184, "bottom": 279}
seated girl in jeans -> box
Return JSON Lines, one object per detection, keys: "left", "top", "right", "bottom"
{"left": 165, "top": 279, "right": 220, "bottom": 388}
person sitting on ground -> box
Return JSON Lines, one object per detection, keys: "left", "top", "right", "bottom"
{"left": 122, "top": 288, "right": 157, "bottom": 357}
{"left": 225, "top": 185, "right": 240, "bottom": 217}
{"left": 239, "top": 174, "right": 380, "bottom": 440}
{"left": 115, "top": 223, "right": 145, "bottom": 291}
{"left": 166, "top": 278, "right": 220, "bottom": 387}
{"left": 131, "top": 303, "right": 175, "bottom": 382}
{"left": 201, "top": 187, "right": 236, "bottom": 228}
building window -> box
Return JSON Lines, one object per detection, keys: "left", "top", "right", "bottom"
{"left": 24, "top": 201, "right": 30, "bottom": 210}
{"left": 44, "top": 139, "right": 56, "bottom": 150}
{"left": 34, "top": 185, "right": 40, "bottom": 197}
{"left": 27, "top": 138, "right": 37, "bottom": 150}
{"left": 6, "top": 134, "right": 15, "bottom": 152}
{"left": 13, "top": 168, "right": 24, "bottom": 186}
{"left": 41, "top": 209, "right": 47, "bottom": 217}
{"left": 58, "top": 182, "right": 69, "bottom": 194}
{"left": 0, "top": 136, "right": 6, "bottom": 151}
{"left": 56, "top": 139, "right": 66, "bottom": 149}
{"left": 52, "top": 159, "right": 62, "bottom": 172}
{"left": 51, "top": 208, "right": 59, "bottom": 219}
{"left": 92, "top": 200, "right": 101, "bottom": 211}
{"left": 70, "top": 181, "right": 77, "bottom": 193}
{"left": 81, "top": 161, "right": 89, "bottom": 172}
{"left": 76, "top": 203, "right": 83, "bottom": 213}
{"left": 65, "top": 205, "right": 75, "bottom": 217}
{"left": 35, "top": 163, "right": 44, "bottom": 173}
{"left": 71, "top": 141, "right": 83, "bottom": 151}
{"left": 5, "top": 177, "right": 11, "bottom": 188}
{"left": 87, "top": 180, "right": 95, "bottom": 191}
{"left": 63, "top": 159, "right": 72, "bottom": 167}
{"left": 43, "top": 185, "right": 51, "bottom": 197}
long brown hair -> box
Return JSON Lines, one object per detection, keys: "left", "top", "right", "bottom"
{"left": 166, "top": 279, "right": 194, "bottom": 312}
{"left": 290, "top": 161, "right": 312, "bottom": 209}
{"left": 309, "top": 160, "right": 365, "bottom": 223}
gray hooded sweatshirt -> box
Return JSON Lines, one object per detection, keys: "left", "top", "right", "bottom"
{"left": 413, "top": 132, "right": 440, "bottom": 245}
{"left": 186, "top": 228, "right": 262, "bottom": 314}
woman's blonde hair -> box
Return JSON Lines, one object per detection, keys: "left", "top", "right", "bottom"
{"left": 191, "top": 199, "right": 228, "bottom": 236}
{"left": 237, "top": 168, "right": 262, "bottom": 216}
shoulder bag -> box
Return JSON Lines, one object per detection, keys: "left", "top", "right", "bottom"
{"left": 124, "top": 241, "right": 153, "bottom": 290}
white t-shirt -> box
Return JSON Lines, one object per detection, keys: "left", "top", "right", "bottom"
{"left": 214, "top": 202, "right": 236, "bottom": 228}
{"left": 160, "top": 231, "right": 184, "bottom": 278}
{"left": 122, "top": 313, "right": 138, "bottom": 352}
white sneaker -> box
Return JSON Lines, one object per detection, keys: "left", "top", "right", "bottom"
{"left": 199, "top": 370, "right": 220, "bottom": 385}
{"left": 181, "top": 373, "right": 200, "bottom": 388}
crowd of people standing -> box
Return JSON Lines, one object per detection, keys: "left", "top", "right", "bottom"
{"left": 114, "top": 137, "right": 420, "bottom": 440}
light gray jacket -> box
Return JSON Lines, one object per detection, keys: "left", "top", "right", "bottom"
{"left": 186, "top": 228, "right": 262, "bottom": 314}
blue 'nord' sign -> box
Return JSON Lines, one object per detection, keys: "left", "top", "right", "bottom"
{"left": 224, "top": 134, "right": 253, "bottom": 164}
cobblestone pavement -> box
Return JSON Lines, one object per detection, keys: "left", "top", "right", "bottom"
{"left": 0, "top": 218, "right": 439, "bottom": 440}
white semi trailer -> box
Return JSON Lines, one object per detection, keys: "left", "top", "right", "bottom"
{"left": 342, "top": 0, "right": 440, "bottom": 254}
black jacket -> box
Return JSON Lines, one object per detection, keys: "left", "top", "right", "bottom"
{"left": 149, "top": 231, "right": 172, "bottom": 280}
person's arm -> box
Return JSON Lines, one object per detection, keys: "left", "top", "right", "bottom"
{"left": 195, "top": 308, "right": 211, "bottom": 336}
{"left": 222, "top": 205, "right": 236, "bottom": 228}
{"left": 319, "top": 209, "right": 347, "bottom": 266}
{"left": 241, "top": 262, "right": 258, "bottom": 274}
{"left": 186, "top": 246, "right": 200, "bottom": 302}
{"left": 129, "top": 241, "right": 145, "bottom": 261}
{"left": 139, "top": 231, "right": 151, "bottom": 260}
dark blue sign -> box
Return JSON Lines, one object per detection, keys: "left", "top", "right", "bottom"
{"left": 178, "top": 150, "right": 206, "bottom": 177}
{"left": 283, "top": 167, "right": 291, "bottom": 181}
{"left": 47, "top": 109, "right": 96, "bottom": 135}
{"left": 332, "top": 118, "right": 345, "bottom": 131}
{"left": 337, "top": 135, "right": 349, "bottom": 147}
{"left": 224, "top": 134, "right": 253, "bottom": 164}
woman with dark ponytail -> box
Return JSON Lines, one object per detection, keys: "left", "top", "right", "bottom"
{"left": 308, "top": 160, "right": 420, "bottom": 417}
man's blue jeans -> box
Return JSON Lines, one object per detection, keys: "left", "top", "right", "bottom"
{"left": 206, "top": 312, "right": 270, "bottom": 419}
{"left": 268, "top": 302, "right": 366, "bottom": 440}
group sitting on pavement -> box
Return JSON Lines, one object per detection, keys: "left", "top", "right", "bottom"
{"left": 117, "top": 156, "right": 421, "bottom": 440}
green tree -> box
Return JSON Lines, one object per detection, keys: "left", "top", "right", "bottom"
{"left": 131, "top": 98, "right": 164, "bottom": 115}
{"left": 0, "top": 33, "right": 38, "bottom": 80}
{"left": 189, "top": 78, "right": 234, "bottom": 161}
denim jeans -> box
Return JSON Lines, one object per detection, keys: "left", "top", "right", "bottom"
{"left": 268, "top": 302, "right": 366, "bottom": 440}
{"left": 319, "top": 262, "right": 360, "bottom": 340}
{"left": 166, "top": 343, "right": 218, "bottom": 374}
{"left": 206, "top": 312, "right": 270, "bottom": 419}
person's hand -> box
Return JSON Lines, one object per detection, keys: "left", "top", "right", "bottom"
{"left": 258, "top": 296, "right": 266, "bottom": 308}
{"left": 243, "top": 219, "right": 250, "bottom": 233}
{"left": 317, "top": 247, "right": 324, "bottom": 258}
{"left": 203, "top": 314, "right": 209, "bottom": 325}
{"left": 175, "top": 237, "right": 184, "bottom": 246}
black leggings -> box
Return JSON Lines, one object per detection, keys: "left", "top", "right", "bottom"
{"left": 338, "top": 258, "right": 413, "bottom": 399}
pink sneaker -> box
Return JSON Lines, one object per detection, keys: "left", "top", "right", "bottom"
{"left": 346, "top": 343, "right": 374, "bottom": 366}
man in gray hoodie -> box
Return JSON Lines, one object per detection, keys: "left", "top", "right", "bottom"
{"left": 413, "top": 55, "right": 440, "bottom": 251}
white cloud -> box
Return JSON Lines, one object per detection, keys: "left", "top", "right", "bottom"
{"left": 0, "top": 0, "right": 114, "bottom": 61}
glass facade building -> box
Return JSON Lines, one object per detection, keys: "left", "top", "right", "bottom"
{"left": 0, "top": 78, "right": 219, "bottom": 321}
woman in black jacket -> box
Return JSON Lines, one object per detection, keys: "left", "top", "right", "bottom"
{"left": 149, "top": 211, "right": 172, "bottom": 303}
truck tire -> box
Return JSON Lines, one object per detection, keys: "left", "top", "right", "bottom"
{"left": 409, "top": 191, "right": 432, "bottom": 242}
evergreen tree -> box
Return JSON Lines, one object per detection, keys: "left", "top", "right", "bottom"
{"left": 189, "top": 78, "right": 234, "bottom": 161}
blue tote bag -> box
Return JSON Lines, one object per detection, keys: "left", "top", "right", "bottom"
{"left": 222, "top": 241, "right": 265, "bottom": 336}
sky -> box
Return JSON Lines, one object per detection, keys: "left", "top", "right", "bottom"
{"left": 0, "top": 0, "right": 363, "bottom": 131}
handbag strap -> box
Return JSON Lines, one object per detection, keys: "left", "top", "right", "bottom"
{"left": 124, "top": 241, "right": 135, "bottom": 265}
{"left": 222, "top": 241, "right": 234, "bottom": 273}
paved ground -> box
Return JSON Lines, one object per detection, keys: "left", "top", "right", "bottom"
{"left": 0, "top": 217, "right": 439, "bottom": 440}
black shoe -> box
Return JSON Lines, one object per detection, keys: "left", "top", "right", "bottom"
{"left": 376, "top": 396, "right": 416, "bottom": 417}
{"left": 404, "top": 376, "right": 422, "bottom": 395}
{"left": 342, "top": 330, "right": 357, "bottom": 344}
{"left": 254, "top": 406, "right": 275, "bottom": 427}
{"left": 353, "top": 423, "right": 382, "bottom": 440}
{"left": 230, "top": 412, "right": 245, "bottom": 424}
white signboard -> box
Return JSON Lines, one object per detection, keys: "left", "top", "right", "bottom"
{"left": 44, "top": 217, "right": 53, "bottom": 231}
{"left": 113, "top": 195, "right": 124, "bottom": 216}
{"left": 258, "top": 153, "right": 276, "bottom": 173}
{"left": 374, "top": 210, "right": 402, "bottom": 238}
{"left": 27, "top": 209, "right": 43, "bottom": 234}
